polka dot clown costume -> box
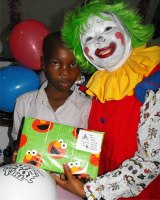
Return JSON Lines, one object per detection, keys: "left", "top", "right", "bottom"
{"left": 62, "top": 0, "right": 160, "bottom": 199}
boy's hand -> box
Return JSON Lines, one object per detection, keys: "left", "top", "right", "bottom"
{"left": 77, "top": 173, "right": 93, "bottom": 184}
{"left": 12, "top": 150, "right": 17, "bottom": 163}
{"left": 52, "top": 163, "right": 86, "bottom": 198}
{"left": 11, "top": 140, "right": 19, "bottom": 163}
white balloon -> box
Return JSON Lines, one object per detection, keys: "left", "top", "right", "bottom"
{"left": 0, "top": 163, "right": 57, "bottom": 200}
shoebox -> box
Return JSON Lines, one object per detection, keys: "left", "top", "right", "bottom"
{"left": 16, "top": 117, "right": 104, "bottom": 178}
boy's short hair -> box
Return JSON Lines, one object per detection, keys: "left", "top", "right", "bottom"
{"left": 42, "top": 31, "right": 62, "bottom": 57}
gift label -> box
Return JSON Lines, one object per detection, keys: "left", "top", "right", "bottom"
{"left": 75, "top": 130, "right": 103, "bottom": 154}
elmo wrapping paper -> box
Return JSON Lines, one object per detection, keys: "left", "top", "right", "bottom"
{"left": 16, "top": 117, "right": 104, "bottom": 179}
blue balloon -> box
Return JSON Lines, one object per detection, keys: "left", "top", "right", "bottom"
{"left": 0, "top": 65, "right": 40, "bottom": 112}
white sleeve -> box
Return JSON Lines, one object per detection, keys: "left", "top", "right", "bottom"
{"left": 11, "top": 97, "right": 25, "bottom": 141}
{"left": 84, "top": 89, "right": 160, "bottom": 200}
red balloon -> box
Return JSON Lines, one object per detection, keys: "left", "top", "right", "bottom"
{"left": 9, "top": 19, "right": 51, "bottom": 70}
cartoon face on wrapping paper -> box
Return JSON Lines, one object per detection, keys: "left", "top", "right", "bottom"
{"left": 23, "top": 149, "right": 42, "bottom": 167}
{"left": 80, "top": 13, "right": 132, "bottom": 72}
{"left": 48, "top": 139, "right": 67, "bottom": 159}
{"left": 68, "top": 161, "right": 84, "bottom": 174}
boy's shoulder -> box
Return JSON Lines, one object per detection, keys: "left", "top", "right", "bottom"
{"left": 72, "top": 89, "right": 92, "bottom": 107}
{"left": 16, "top": 81, "right": 47, "bottom": 103}
{"left": 16, "top": 89, "right": 39, "bottom": 103}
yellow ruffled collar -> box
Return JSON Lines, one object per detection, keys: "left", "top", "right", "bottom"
{"left": 86, "top": 45, "right": 160, "bottom": 103}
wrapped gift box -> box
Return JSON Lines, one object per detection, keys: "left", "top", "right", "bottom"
{"left": 16, "top": 117, "right": 104, "bottom": 178}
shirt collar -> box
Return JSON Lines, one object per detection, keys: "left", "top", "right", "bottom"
{"left": 30, "top": 81, "right": 49, "bottom": 105}
{"left": 30, "top": 80, "right": 79, "bottom": 106}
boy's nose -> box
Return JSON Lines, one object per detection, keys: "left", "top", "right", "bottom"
{"left": 60, "top": 65, "right": 70, "bottom": 76}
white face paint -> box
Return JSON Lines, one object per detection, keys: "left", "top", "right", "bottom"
{"left": 80, "top": 13, "right": 132, "bottom": 71}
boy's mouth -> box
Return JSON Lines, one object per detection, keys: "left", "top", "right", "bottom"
{"left": 59, "top": 79, "right": 71, "bottom": 87}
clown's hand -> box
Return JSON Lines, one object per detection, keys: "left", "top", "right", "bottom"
{"left": 52, "top": 163, "right": 86, "bottom": 198}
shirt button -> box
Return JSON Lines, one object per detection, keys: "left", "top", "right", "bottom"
{"left": 100, "top": 117, "right": 105, "bottom": 124}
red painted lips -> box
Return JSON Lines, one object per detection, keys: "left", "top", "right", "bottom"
{"left": 95, "top": 42, "right": 116, "bottom": 58}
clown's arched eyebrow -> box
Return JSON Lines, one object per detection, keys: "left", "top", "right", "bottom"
{"left": 91, "top": 15, "right": 109, "bottom": 24}
{"left": 97, "top": 12, "right": 117, "bottom": 23}
{"left": 97, "top": 18, "right": 105, "bottom": 23}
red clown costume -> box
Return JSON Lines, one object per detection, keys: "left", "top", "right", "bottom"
{"left": 62, "top": 0, "right": 160, "bottom": 199}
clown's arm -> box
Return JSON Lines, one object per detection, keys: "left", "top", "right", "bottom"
{"left": 135, "top": 70, "right": 160, "bottom": 103}
{"left": 83, "top": 89, "right": 160, "bottom": 199}
{"left": 53, "top": 89, "right": 160, "bottom": 200}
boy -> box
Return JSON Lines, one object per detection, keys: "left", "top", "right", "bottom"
{"left": 11, "top": 31, "right": 92, "bottom": 200}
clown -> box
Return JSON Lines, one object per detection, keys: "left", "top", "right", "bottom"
{"left": 55, "top": 0, "right": 160, "bottom": 199}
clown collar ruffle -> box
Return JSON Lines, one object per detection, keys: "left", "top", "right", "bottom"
{"left": 86, "top": 45, "right": 160, "bottom": 103}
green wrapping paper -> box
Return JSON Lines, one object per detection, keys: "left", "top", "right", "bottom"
{"left": 16, "top": 117, "right": 104, "bottom": 179}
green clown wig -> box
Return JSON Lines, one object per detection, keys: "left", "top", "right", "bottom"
{"left": 62, "top": 0, "right": 154, "bottom": 74}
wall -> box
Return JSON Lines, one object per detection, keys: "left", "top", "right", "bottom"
{"left": 0, "top": 0, "right": 84, "bottom": 35}
{"left": 1, "top": 0, "right": 159, "bottom": 35}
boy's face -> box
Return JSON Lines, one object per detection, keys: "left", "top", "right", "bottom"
{"left": 43, "top": 45, "right": 80, "bottom": 92}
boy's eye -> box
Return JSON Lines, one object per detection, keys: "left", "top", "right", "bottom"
{"left": 104, "top": 26, "right": 112, "bottom": 32}
{"left": 85, "top": 36, "right": 93, "bottom": 43}
{"left": 70, "top": 63, "right": 77, "bottom": 68}
{"left": 50, "top": 60, "right": 60, "bottom": 66}
{"left": 48, "top": 59, "right": 60, "bottom": 66}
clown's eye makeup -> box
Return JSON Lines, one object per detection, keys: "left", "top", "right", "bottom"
{"left": 85, "top": 36, "right": 93, "bottom": 43}
{"left": 104, "top": 26, "right": 112, "bottom": 32}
